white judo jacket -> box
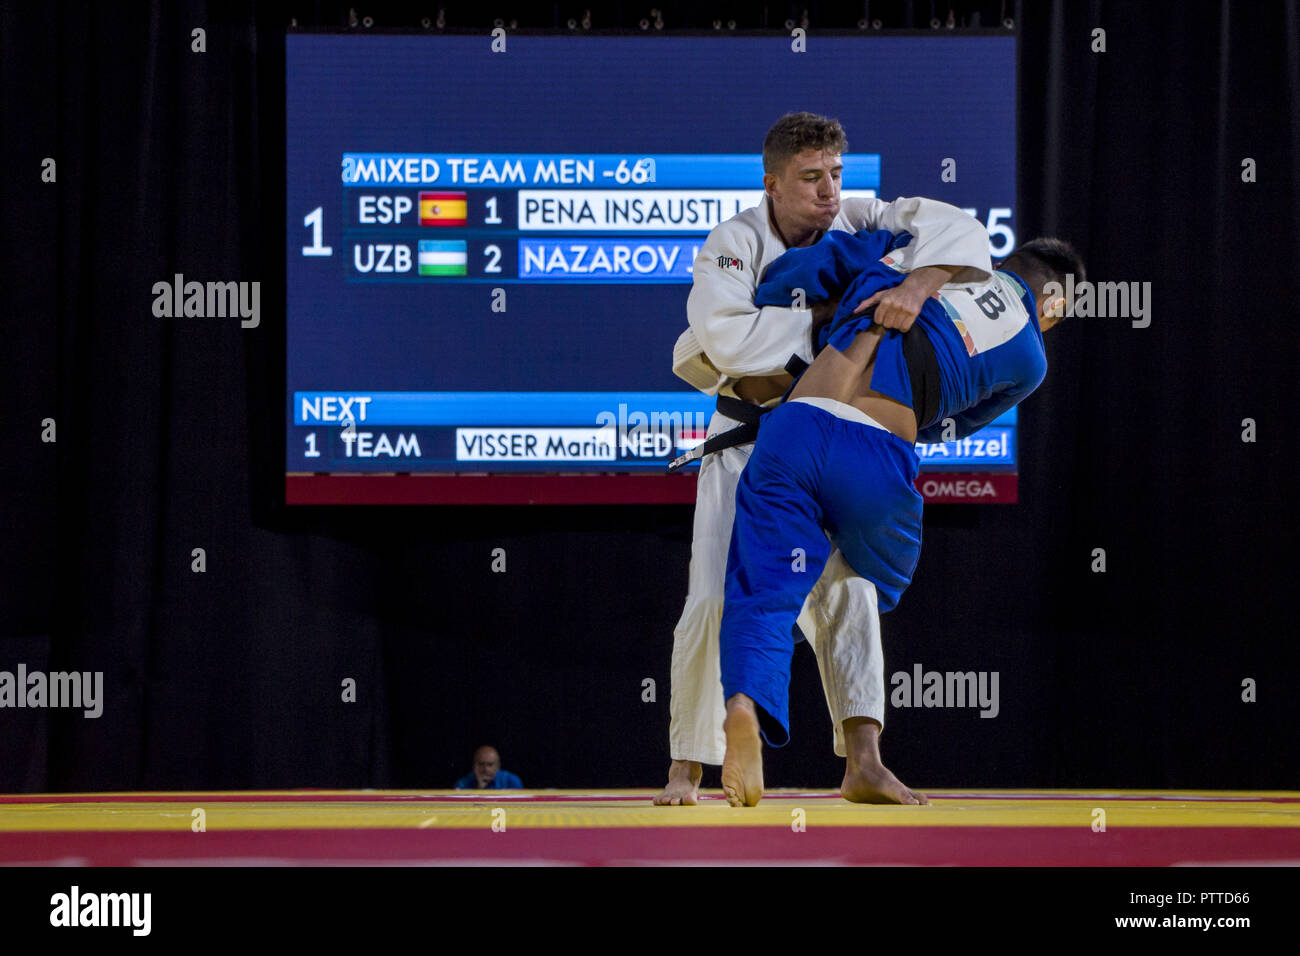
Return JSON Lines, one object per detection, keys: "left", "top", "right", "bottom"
{"left": 672, "top": 195, "right": 994, "bottom": 396}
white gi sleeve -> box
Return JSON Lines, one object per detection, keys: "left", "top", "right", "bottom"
{"left": 671, "top": 327, "right": 726, "bottom": 394}
{"left": 840, "top": 195, "right": 993, "bottom": 279}
{"left": 685, "top": 221, "right": 814, "bottom": 378}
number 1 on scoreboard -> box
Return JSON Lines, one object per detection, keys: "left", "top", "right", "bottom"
{"left": 302, "top": 207, "right": 333, "bottom": 257}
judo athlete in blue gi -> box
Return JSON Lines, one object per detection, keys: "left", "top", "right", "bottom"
{"left": 661, "top": 112, "right": 991, "bottom": 808}
{"left": 717, "top": 236, "right": 1085, "bottom": 806}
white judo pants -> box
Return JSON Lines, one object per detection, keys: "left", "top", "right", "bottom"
{"left": 669, "top": 409, "right": 887, "bottom": 765}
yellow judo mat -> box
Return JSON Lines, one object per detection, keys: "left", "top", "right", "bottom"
{"left": 2, "top": 789, "right": 1297, "bottom": 865}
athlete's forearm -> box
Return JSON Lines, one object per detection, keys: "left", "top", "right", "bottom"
{"left": 900, "top": 264, "right": 961, "bottom": 299}
{"left": 853, "top": 265, "right": 960, "bottom": 332}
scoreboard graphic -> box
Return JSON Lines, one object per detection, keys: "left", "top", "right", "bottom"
{"left": 286, "top": 33, "right": 1018, "bottom": 504}
{"left": 333, "top": 152, "right": 880, "bottom": 284}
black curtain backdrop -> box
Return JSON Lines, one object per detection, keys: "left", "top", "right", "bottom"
{"left": 1, "top": 1, "right": 1297, "bottom": 793}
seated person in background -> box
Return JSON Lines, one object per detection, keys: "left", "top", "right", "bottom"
{"left": 454, "top": 745, "right": 523, "bottom": 789}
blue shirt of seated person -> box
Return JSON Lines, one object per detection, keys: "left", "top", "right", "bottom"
{"left": 454, "top": 745, "right": 523, "bottom": 789}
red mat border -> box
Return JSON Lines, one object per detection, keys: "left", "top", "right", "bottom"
{"left": 4, "top": 825, "right": 1297, "bottom": 867}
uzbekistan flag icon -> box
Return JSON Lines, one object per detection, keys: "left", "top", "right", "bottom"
{"left": 419, "top": 191, "right": 467, "bottom": 226}
{"left": 418, "top": 240, "right": 468, "bottom": 276}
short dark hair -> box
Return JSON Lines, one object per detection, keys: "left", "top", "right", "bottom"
{"left": 999, "top": 238, "right": 1086, "bottom": 308}
{"left": 763, "top": 112, "right": 849, "bottom": 175}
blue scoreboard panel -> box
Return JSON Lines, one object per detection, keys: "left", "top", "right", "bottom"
{"left": 286, "top": 33, "right": 1017, "bottom": 503}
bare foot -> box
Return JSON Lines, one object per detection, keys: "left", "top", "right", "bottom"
{"left": 653, "top": 759, "right": 703, "bottom": 806}
{"left": 839, "top": 716, "right": 929, "bottom": 805}
{"left": 721, "top": 694, "right": 764, "bottom": 807}
{"left": 841, "top": 761, "right": 929, "bottom": 805}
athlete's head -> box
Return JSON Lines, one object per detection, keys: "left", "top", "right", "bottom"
{"left": 999, "top": 238, "right": 1086, "bottom": 332}
{"left": 471, "top": 745, "right": 501, "bottom": 787}
{"left": 762, "top": 112, "right": 848, "bottom": 243}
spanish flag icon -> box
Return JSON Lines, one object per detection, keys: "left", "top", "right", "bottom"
{"left": 419, "top": 191, "right": 468, "bottom": 226}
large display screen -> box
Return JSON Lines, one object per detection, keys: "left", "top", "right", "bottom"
{"left": 286, "top": 33, "right": 1018, "bottom": 504}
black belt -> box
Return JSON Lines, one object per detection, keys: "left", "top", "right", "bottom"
{"left": 666, "top": 355, "right": 808, "bottom": 472}
{"left": 901, "top": 325, "right": 941, "bottom": 432}
{"left": 666, "top": 334, "right": 937, "bottom": 472}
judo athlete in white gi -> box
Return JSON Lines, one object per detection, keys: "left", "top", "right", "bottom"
{"left": 656, "top": 112, "right": 992, "bottom": 806}
{"left": 717, "top": 236, "right": 1083, "bottom": 806}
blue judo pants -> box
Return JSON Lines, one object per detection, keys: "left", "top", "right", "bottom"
{"left": 719, "top": 398, "right": 924, "bottom": 747}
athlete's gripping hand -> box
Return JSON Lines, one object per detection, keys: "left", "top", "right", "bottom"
{"left": 850, "top": 265, "right": 960, "bottom": 332}
{"left": 851, "top": 281, "right": 929, "bottom": 332}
